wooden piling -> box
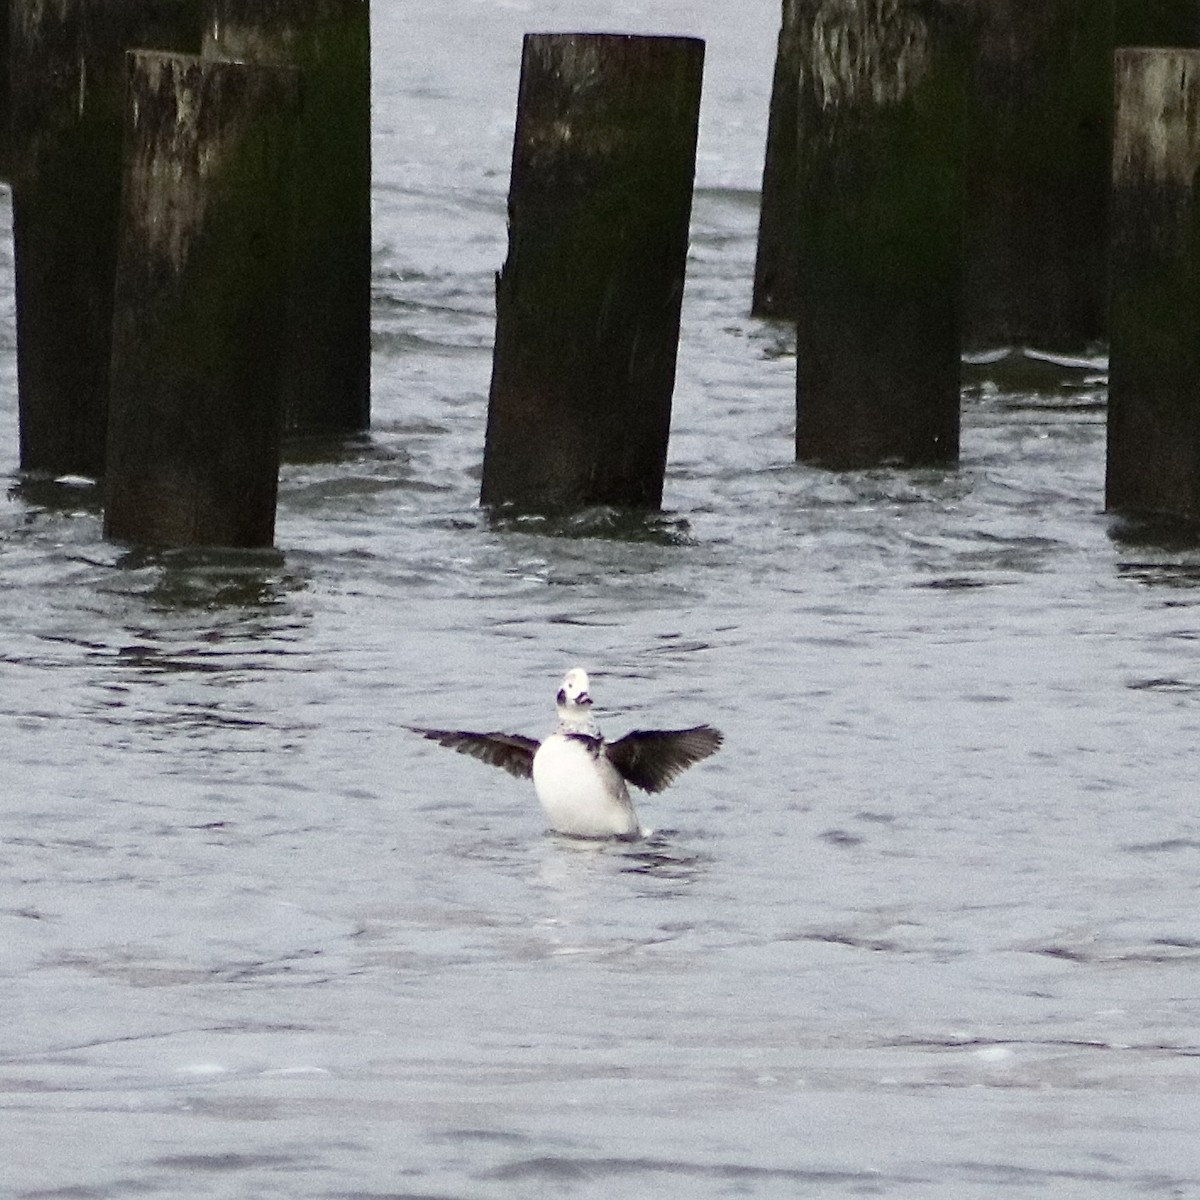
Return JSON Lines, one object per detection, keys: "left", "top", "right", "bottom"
{"left": 9, "top": 0, "right": 201, "bottom": 477}
{"left": 103, "top": 51, "right": 299, "bottom": 548}
{"left": 752, "top": 0, "right": 801, "bottom": 318}
{"left": 794, "top": 0, "right": 968, "bottom": 470}
{"left": 480, "top": 34, "right": 704, "bottom": 514}
{"left": 963, "top": 0, "right": 1114, "bottom": 349}
{"left": 202, "top": 0, "right": 371, "bottom": 438}
{"left": 1107, "top": 49, "right": 1200, "bottom": 523}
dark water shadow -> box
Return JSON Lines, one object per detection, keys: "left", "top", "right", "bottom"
{"left": 1109, "top": 512, "right": 1200, "bottom": 591}
{"left": 962, "top": 345, "right": 1107, "bottom": 394}
{"left": 112, "top": 544, "right": 304, "bottom": 612}
{"left": 8, "top": 471, "right": 102, "bottom": 514}
{"left": 484, "top": 503, "right": 694, "bottom": 547}
{"left": 1109, "top": 511, "right": 1200, "bottom": 553}
{"left": 541, "top": 828, "right": 711, "bottom": 887}
{"left": 616, "top": 830, "right": 711, "bottom": 883}
{"left": 280, "top": 429, "right": 406, "bottom": 467}
{"left": 484, "top": 1153, "right": 917, "bottom": 1190}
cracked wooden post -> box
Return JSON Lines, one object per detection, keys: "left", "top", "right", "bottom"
{"left": 752, "top": 0, "right": 801, "bottom": 318}
{"left": 481, "top": 33, "right": 705, "bottom": 513}
{"left": 963, "top": 0, "right": 1114, "bottom": 349}
{"left": 9, "top": 0, "right": 201, "bottom": 477}
{"left": 1107, "top": 50, "right": 1200, "bottom": 523}
{"left": 202, "top": 0, "right": 371, "bottom": 438}
{"left": 794, "top": 0, "right": 968, "bottom": 470}
{"left": 104, "top": 51, "right": 299, "bottom": 548}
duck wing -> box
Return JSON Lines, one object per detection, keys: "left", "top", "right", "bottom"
{"left": 604, "top": 725, "right": 723, "bottom": 793}
{"left": 407, "top": 727, "right": 540, "bottom": 780}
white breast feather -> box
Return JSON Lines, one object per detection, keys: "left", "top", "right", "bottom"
{"left": 532, "top": 735, "right": 639, "bottom": 838}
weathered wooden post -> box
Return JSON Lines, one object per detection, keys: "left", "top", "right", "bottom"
{"left": 752, "top": 0, "right": 801, "bottom": 318}
{"left": 963, "top": 0, "right": 1113, "bottom": 349}
{"left": 9, "top": 0, "right": 201, "bottom": 477}
{"left": 1107, "top": 49, "right": 1200, "bottom": 523}
{"left": 480, "top": 34, "right": 705, "bottom": 513}
{"left": 202, "top": 0, "right": 371, "bottom": 438}
{"left": 104, "top": 51, "right": 299, "bottom": 548}
{"left": 794, "top": 0, "right": 968, "bottom": 469}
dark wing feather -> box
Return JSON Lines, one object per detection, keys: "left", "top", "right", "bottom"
{"left": 604, "top": 725, "right": 723, "bottom": 794}
{"left": 407, "top": 726, "right": 539, "bottom": 780}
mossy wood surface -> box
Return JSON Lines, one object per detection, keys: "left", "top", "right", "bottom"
{"left": 10, "top": 0, "right": 202, "bottom": 476}
{"left": 482, "top": 33, "right": 704, "bottom": 513}
{"left": 752, "top": 0, "right": 801, "bottom": 319}
{"left": 203, "top": 0, "right": 371, "bottom": 437}
{"left": 1113, "top": 0, "right": 1200, "bottom": 48}
{"left": 794, "top": 0, "right": 967, "bottom": 470}
{"left": 1107, "top": 49, "right": 1200, "bottom": 522}
{"left": 963, "top": 0, "right": 1114, "bottom": 349}
{"left": 105, "top": 52, "right": 299, "bottom": 548}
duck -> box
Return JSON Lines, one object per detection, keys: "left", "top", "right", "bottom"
{"left": 408, "top": 667, "right": 722, "bottom": 839}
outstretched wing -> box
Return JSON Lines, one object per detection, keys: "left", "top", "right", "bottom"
{"left": 604, "top": 725, "right": 723, "bottom": 794}
{"left": 407, "top": 727, "right": 540, "bottom": 780}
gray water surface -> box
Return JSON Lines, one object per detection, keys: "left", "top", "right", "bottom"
{"left": 4, "top": 2, "right": 1200, "bottom": 1197}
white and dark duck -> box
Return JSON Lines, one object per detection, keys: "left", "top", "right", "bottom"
{"left": 408, "top": 668, "right": 723, "bottom": 839}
